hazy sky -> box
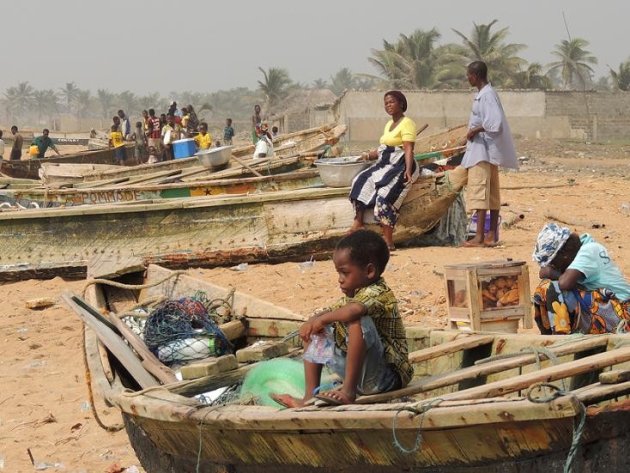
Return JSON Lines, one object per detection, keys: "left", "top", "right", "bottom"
{"left": 6, "top": 0, "right": 628, "bottom": 95}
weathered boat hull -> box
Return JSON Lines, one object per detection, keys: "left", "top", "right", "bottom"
{"left": 0, "top": 146, "right": 128, "bottom": 179}
{"left": 0, "top": 168, "right": 322, "bottom": 207}
{"left": 44, "top": 123, "right": 346, "bottom": 185}
{"left": 72, "top": 265, "right": 630, "bottom": 473}
{"left": 121, "top": 406, "right": 630, "bottom": 473}
{"left": 0, "top": 169, "right": 466, "bottom": 280}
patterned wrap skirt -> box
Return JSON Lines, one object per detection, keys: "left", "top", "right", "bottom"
{"left": 532, "top": 278, "right": 630, "bottom": 335}
{"left": 349, "top": 145, "right": 418, "bottom": 227}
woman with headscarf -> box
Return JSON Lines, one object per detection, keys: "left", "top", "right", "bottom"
{"left": 532, "top": 222, "right": 630, "bottom": 335}
{"left": 348, "top": 90, "right": 418, "bottom": 250}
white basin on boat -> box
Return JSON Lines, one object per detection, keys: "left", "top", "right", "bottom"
{"left": 314, "top": 157, "right": 370, "bottom": 187}
{"left": 195, "top": 146, "right": 232, "bottom": 169}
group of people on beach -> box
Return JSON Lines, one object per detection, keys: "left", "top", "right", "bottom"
{"left": 0, "top": 126, "right": 61, "bottom": 161}
{"left": 108, "top": 104, "right": 234, "bottom": 164}
{"left": 271, "top": 60, "right": 630, "bottom": 409}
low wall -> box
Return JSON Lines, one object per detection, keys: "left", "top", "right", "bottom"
{"left": 335, "top": 90, "right": 630, "bottom": 143}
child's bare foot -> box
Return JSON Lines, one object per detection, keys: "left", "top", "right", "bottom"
{"left": 314, "top": 389, "right": 356, "bottom": 406}
{"left": 270, "top": 393, "right": 305, "bottom": 408}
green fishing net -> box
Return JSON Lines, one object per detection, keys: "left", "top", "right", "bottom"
{"left": 240, "top": 358, "right": 305, "bottom": 407}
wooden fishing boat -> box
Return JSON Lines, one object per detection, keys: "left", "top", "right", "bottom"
{"left": 0, "top": 166, "right": 467, "bottom": 281}
{"left": 0, "top": 145, "right": 132, "bottom": 180}
{"left": 63, "top": 264, "right": 630, "bottom": 473}
{"left": 38, "top": 124, "right": 347, "bottom": 186}
{"left": 0, "top": 168, "right": 322, "bottom": 207}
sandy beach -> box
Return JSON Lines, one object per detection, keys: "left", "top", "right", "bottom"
{"left": 1, "top": 137, "right": 629, "bottom": 472}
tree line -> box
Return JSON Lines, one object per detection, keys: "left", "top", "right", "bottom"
{"left": 3, "top": 20, "right": 630, "bottom": 128}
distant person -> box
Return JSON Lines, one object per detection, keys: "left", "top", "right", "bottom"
{"left": 168, "top": 101, "right": 181, "bottom": 121}
{"left": 118, "top": 109, "right": 132, "bottom": 140}
{"left": 32, "top": 129, "right": 60, "bottom": 159}
{"left": 0, "top": 130, "right": 4, "bottom": 160}
{"left": 271, "top": 126, "right": 279, "bottom": 138}
{"left": 181, "top": 107, "right": 191, "bottom": 136}
{"left": 186, "top": 104, "right": 199, "bottom": 134}
{"left": 461, "top": 60, "right": 518, "bottom": 247}
{"left": 251, "top": 104, "right": 262, "bottom": 143}
{"left": 147, "top": 145, "right": 159, "bottom": 164}
{"left": 109, "top": 124, "right": 127, "bottom": 163}
{"left": 10, "top": 126, "right": 23, "bottom": 160}
{"left": 253, "top": 123, "right": 273, "bottom": 159}
{"left": 223, "top": 118, "right": 235, "bottom": 145}
{"left": 194, "top": 122, "right": 213, "bottom": 150}
{"left": 142, "top": 109, "right": 150, "bottom": 137}
{"left": 132, "top": 121, "right": 147, "bottom": 164}
{"left": 161, "top": 114, "right": 181, "bottom": 160}
{"left": 147, "top": 109, "right": 162, "bottom": 154}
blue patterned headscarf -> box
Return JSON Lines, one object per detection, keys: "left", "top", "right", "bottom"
{"left": 532, "top": 223, "right": 571, "bottom": 267}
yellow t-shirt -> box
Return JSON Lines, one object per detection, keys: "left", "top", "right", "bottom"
{"left": 379, "top": 116, "right": 416, "bottom": 147}
{"left": 194, "top": 132, "right": 213, "bottom": 150}
{"left": 110, "top": 131, "right": 124, "bottom": 148}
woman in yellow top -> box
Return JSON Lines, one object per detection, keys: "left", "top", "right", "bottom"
{"left": 194, "top": 122, "right": 213, "bottom": 150}
{"left": 349, "top": 90, "right": 418, "bottom": 250}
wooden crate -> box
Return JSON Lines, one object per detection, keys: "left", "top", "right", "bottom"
{"left": 444, "top": 260, "right": 533, "bottom": 333}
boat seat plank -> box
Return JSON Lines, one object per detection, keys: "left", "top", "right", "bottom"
{"left": 357, "top": 336, "right": 610, "bottom": 404}
{"left": 573, "top": 380, "right": 630, "bottom": 404}
{"left": 62, "top": 292, "right": 159, "bottom": 389}
{"left": 436, "top": 346, "right": 630, "bottom": 402}
{"left": 408, "top": 334, "right": 495, "bottom": 364}
{"left": 599, "top": 369, "right": 630, "bottom": 384}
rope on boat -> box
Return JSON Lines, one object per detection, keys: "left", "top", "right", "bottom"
{"left": 81, "top": 332, "right": 124, "bottom": 432}
{"left": 81, "top": 269, "right": 188, "bottom": 298}
{"left": 391, "top": 398, "right": 444, "bottom": 454}
{"left": 526, "top": 382, "right": 586, "bottom": 473}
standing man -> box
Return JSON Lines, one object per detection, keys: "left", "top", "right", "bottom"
{"left": 32, "top": 129, "right": 61, "bottom": 159}
{"left": 461, "top": 61, "right": 518, "bottom": 247}
{"left": 10, "top": 126, "right": 23, "bottom": 160}
{"left": 118, "top": 109, "right": 131, "bottom": 140}
{"left": 0, "top": 130, "right": 4, "bottom": 160}
{"left": 146, "top": 108, "right": 162, "bottom": 156}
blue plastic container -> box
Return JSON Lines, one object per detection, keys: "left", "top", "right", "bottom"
{"left": 172, "top": 138, "right": 196, "bottom": 159}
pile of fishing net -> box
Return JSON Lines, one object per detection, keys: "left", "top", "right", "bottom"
{"left": 143, "top": 293, "right": 232, "bottom": 365}
{"left": 239, "top": 358, "right": 305, "bottom": 407}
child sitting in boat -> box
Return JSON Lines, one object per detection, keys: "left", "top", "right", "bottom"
{"left": 532, "top": 222, "right": 630, "bottom": 334}
{"left": 272, "top": 230, "right": 413, "bottom": 407}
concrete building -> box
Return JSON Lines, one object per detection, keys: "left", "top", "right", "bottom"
{"left": 332, "top": 90, "right": 630, "bottom": 143}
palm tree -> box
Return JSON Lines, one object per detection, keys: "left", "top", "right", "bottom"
{"left": 508, "top": 63, "right": 552, "bottom": 89}
{"left": 547, "top": 38, "right": 597, "bottom": 90}
{"left": 369, "top": 29, "right": 442, "bottom": 89}
{"left": 75, "top": 90, "right": 92, "bottom": 123}
{"left": 312, "top": 78, "right": 329, "bottom": 89}
{"left": 4, "top": 82, "right": 35, "bottom": 121}
{"left": 257, "top": 67, "right": 293, "bottom": 109}
{"left": 329, "top": 68, "right": 356, "bottom": 95}
{"left": 59, "top": 82, "right": 80, "bottom": 112}
{"left": 97, "top": 89, "right": 115, "bottom": 118}
{"left": 609, "top": 59, "right": 630, "bottom": 91}
{"left": 117, "top": 90, "right": 137, "bottom": 116}
{"left": 137, "top": 92, "right": 162, "bottom": 112}
{"left": 32, "top": 89, "right": 58, "bottom": 124}
{"left": 451, "top": 20, "right": 526, "bottom": 86}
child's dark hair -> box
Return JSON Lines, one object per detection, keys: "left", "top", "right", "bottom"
{"left": 335, "top": 229, "right": 389, "bottom": 276}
